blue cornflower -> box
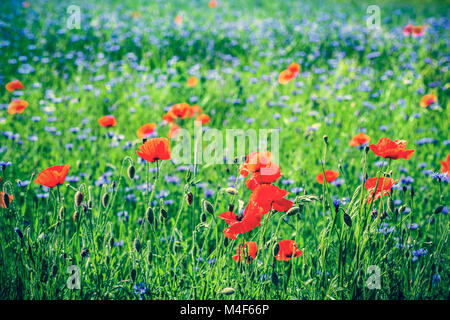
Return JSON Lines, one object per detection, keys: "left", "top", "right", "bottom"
{"left": 134, "top": 282, "right": 148, "bottom": 300}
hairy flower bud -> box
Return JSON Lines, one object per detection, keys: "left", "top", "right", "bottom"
{"left": 101, "top": 193, "right": 110, "bottom": 208}
{"left": 203, "top": 200, "right": 214, "bottom": 215}
{"left": 127, "top": 165, "right": 136, "bottom": 180}
{"left": 185, "top": 192, "right": 193, "bottom": 206}
{"left": 74, "top": 191, "right": 83, "bottom": 207}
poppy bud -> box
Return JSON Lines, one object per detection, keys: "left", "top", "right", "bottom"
{"left": 101, "top": 193, "right": 110, "bottom": 208}
{"left": 160, "top": 207, "right": 168, "bottom": 220}
{"left": 221, "top": 287, "right": 235, "bottom": 295}
{"left": 434, "top": 205, "right": 444, "bottom": 214}
{"left": 58, "top": 206, "right": 65, "bottom": 220}
{"left": 343, "top": 213, "right": 352, "bottom": 227}
{"left": 225, "top": 187, "right": 238, "bottom": 195}
{"left": 134, "top": 238, "right": 141, "bottom": 252}
{"left": 81, "top": 248, "right": 89, "bottom": 258}
{"left": 272, "top": 243, "right": 280, "bottom": 257}
{"left": 364, "top": 145, "right": 370, "bottom": 153}
{"left": 228, "top": 203, "right": 234, "bottom": 212}
{"left": 146, "top": 207, "right": 154, "bottom": 224}
{"left": 402, "top": 186, "right": 407, "bottom": 193}
{"left": 73, "top": 211, "right": 79, "bottom": 222}
{"left": 3, "top": 193, "right": 10, "bottom": 208}
{"left": 131, "top": 268, "right": 137, "bottom": 282}
{"left": 200, "top": 212, "right": 207, "bottom": 223}
{"left": 127, "top": 164, "right": 136, "bottom": 180}
{"left": 223, "top": 237, "right": 229, "bottom": 247}
{"left": 388, "top": 197, "right": 395, "bottom": 213}
{"left": 286, "top": 206, "right": 300, "bottom": 216}
{"left": 203, "top": 200, "right": 214, "bottom": 215}
{"left": 185, "top": 192, "right": 193, "bottom": 206}
{"left": 88, "top": 200, "right": 93, "bottom": 209}
{"left": 14, "top": 227, "right": 23, "bottom": 239}
{"left": 323, "top": 135, "right": 328, "bottom": 144}
{"left": 74, "top": 191, "right": 83, "bottom": 207}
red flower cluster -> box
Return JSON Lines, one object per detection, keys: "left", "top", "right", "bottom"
{"left": 136, "top": 137, "right": 171, "bottom": 163}
{"left": 278, "top": 63, "right": 300, "bottom": 85}
{"left": 365, "top": 177, "right": 398, "bottom": 203}
{"left": 218, "top": 151, "right": 293, "bottom": 239}
{"left": 162, "top": 103, "right": 210, "bottom": 138}
{"left": 369, "top": 137, "right": 415, "bottom": 160}
{"left": 275, "top": 240, "right": 303, "bottom": 261}
{"left": 403, "top": 24, "right": 425, "bottom": 37}
{"left": 232, "top": 241, "right": 257, "bottom": 264}
{"left": 34, "top": 165, "right": 71, "bottom": 188}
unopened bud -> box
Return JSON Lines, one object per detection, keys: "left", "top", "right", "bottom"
{"left": 225, "top": 187, "right": 238, "bottom": 195}
{"left": 127, "top": 165, "right": 136, "bottom": 180}
{"left": 101, "top": 193, "right": 110, "bottom": 208}
{"left": 203, "top": 200, "right": 214, "bottom": 215}
{"left": 286, "top": 206, "right": 300, "bottom": 216}
{"left": 185, "top": 192, "right": 193, "bottom": 206}
{"left": 146, "top": 207, "right": 154, "bottom": 224}
{"left": 74, "top": 191, "right": 83, "bottom": 207}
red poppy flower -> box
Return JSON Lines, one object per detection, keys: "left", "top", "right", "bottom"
{"left": 187, "top": 76, "right": 198, "bottom": 87}
{"left": 412, "top": 25, "right": 425, "bottom": 37}
{"left": 137, "top": 123, "right": 156, "bottom": 139}
{"left": 186, "top": 104, "right": 202, "bottom": 118}
{"left": 440, "top": 154, "right": 450, "bottom": 174}
{"left": 208, "top": 0, "right": 217, "bottom": 8}
{"left": 246, "top": 162, "right": 282, "bottom": 190}
{"left": 0, "top": 192, "right": 13, "bottom": 209}
{"left": 195, "top": 114, "right": 210, "bottom": 125}
{"left": 34, "top": 165, "right": 70, "bottom": 188}
{"left": 287, "top": 63, "right": 300, "bottom": 75}
{"left": 232, "top": 241, "right": 258, "bottom": 264}
{"left": 349, "top": 132, "right": 370, "bottom": 147}
{"left": 5, "top": 80, "right": 24, "bottom": 92}
{"left": 170, "top": 103, "right": 190, "bottom": 119}
{"left": 275, "top": 240, "right": 303, "bottom": 261}
{"left": 239, "top": 151, "right": 272, "bottom": 177}
{"left": 369, "top": 137, "right": 415, "bottom": 160}
{"left": 249, "top": 184, "right": 293, "bottom": 213}
{"left": 218, "top": 211, "right": 239, "bottom": 225}
{"left": 222, "top": 202, "right": 265, "bottom": 239}
{"left": 98, "top": 115, "right": 116, "bottom": 127}
{"left": 316, "top": 170, "right": 339, "bottom": 184}
{"left": 136, "top": 137, "right": 171, "bottom": 162}
{"left": 174, "top": 15, "right": 182, "bottom": 25}
{"left": 365, "top": 177, "right": 398, "bottom": 203}
{"left": 8, "top": 99, "right": 28, "bottom": 114}
{"left": 403, "top": 24, "right": 414, "bottom": 36}
{"left": 420, "top": 94, "right": 437, "bottom": 108}
{"left": 278, "top": 69, "right": 296, "bottom": 85}
{"left": 162, "top": 111, "right": 176, "bottom": 123}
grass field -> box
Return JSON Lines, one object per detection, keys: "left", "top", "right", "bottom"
{"left": 0, "top": 0, "right": 449, "bottom": 300}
